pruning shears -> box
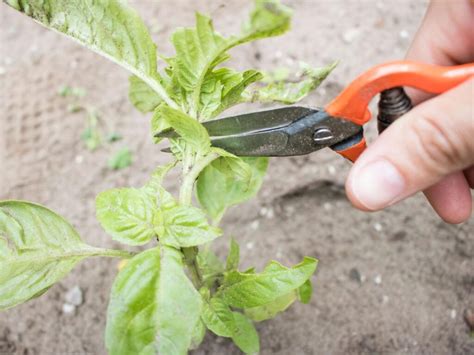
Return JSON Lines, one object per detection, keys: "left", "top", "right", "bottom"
{"left": 158, "top": 61, "right": 474, "bottom": 162}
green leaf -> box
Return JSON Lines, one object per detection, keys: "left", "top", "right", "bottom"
{"left": 202, "top": 297, "right": 236, "bottom": 338}
{"left": 240, "top": 0, "right": 292, "bottom": 42}
{"left": 245, "top": 291, "right": 297, "bottom": 322}
{"left": 253, "top": 61, "right": 337, "bottom": 104}
{"left": 201, "top": 296, "right": 259, "bottom": 354}
{"left": 190, "top": 319, "right": 207, "bottom": 350}
{"left": 106, "top": 246, "right": 202, "bottom": 355}
{"left": 157, "top": 205, "right": 221, "bottom": 248}
{"left": 108, "top": 147, "right": 132, "bottom": 170}
{"left": 200, "top": 68, "right": 263, "bottom": 118}
{"left": 170, "top": 1, "right": 291, "bottom": 115}
{"left": 157, "top": 105, "right": 210, "bottom": 153}
{"left": 96, "top": 188, "right": 157, "bottom": 246}
{"left": 197, "top": 157, "right": 268, "bottom": 221}
{"left": 298, "top": 278, "right": 313, "bottom": 304}
{"left": 197, "top": 248, "right": 225, "bottom": 288}
{"left": 231, "top": 312, "right": 260, "bottom": 354}
{"left": 5, "top": 0, "right": 177, "bottom": 108}
{"left": 220, "top": 257, "right": 318, "bottom": 308}
{"left": 129, "top": 75, "right": 162, "bottom": 113}
{"left": 226, "top": 238, "right": 240, "bottom": 271}
{"left": 0, "top": 201, "right": 122, "bottom": 310}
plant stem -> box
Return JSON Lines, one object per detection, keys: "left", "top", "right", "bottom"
{"left": 179, "top": 151, "right": 219, "bottom": 288}
{"left": 179, "top": 152, "right": 219, "bottom": 206}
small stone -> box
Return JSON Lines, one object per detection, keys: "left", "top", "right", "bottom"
{"left": 245, "top": 241, "right": 254, "bottom": 250}
{"left": 0, "top": 66, "right": 5, "bottom": 76}
{"left": 65, "top": 286, "right": 83, "bottom": 306}
{"left": 274, "top": 50, "right": 283, "bottom": 59}
{"left": 259, "top": 207, "right": 268, "bottom": 217}
{"left": 399, "top": 30, "right": 409, "bottom": 39}
{"left": 250, "top": 220, "right": 259, "bottom": 230}
{"left": 373, "top": 223, "right": 383, "bottom": 232}
{"left": 62, "top": 303, "right": 76, "bottom": 315}
{"left": 75, "top": 155, "right": 84, "bottom": 164}
{"left": 349, "top": 268, "right": 362, "bottom": 283}
{"left": 342, "top": 28, "right": 360, "bottom": 44}
{"left": 450, "top": 309, "right": 456, "bottom": 319}
{"left": 323, "top": 202, "right": 332, "bottom": 211}
{"left": 382, "top": 295, "right": 389, "bottom": 304}
{"left": 276, "top": 249, "right": 283, "bottom": 259}
{"left": 328, "top": 165, "right": 336, "bottom": 175}
{"left": 4, "top": 57, "right": 12, "bottom": 65}
{"left": 266, "top": 208, "right": 274, "bottom": 219}
{"left": 374, "top": 274, "right": 382, "bottom": 285}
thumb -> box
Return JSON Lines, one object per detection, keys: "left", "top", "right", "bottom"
{"left": 346, "top": 78, "right": 474, "bottom": 211}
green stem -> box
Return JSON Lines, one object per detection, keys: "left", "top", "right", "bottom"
{"left": 179, "top": 152, "right": 219, "bottom": 206}
{"left": 99, "top": 248, "right": 136, "bottom": 259}
{"left": 179, "top": 152, "right": 220, "bottom": 288}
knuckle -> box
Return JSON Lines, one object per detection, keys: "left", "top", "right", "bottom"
{"left": 410, "top": 110, "right": 465, "bottom": 171}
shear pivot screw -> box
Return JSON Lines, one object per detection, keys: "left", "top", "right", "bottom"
{"left": 313, "top": 128, "right": 333, "bottom": 143}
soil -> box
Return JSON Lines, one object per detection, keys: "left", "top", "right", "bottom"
{"left": 1, "top": 1, "right": 473, "bottom": 354}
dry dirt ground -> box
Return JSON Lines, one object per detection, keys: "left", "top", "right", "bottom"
{"left": 1, "top": 0, "right": 473, "bottom": 354}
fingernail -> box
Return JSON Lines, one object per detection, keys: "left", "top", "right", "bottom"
{"left": 350, "top": 160, "right": 405, "bottom": 210}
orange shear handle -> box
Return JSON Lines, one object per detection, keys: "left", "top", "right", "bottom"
{"left": 325, "top": 60, "right": 474, "bottom": 161}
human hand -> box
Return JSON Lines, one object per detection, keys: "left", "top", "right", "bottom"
{"left": 345, "top": 0, "right": 474, "bottom": 223}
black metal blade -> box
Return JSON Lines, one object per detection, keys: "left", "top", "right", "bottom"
{"left": 154, "top": 106, "right": 316, "bottom": 139}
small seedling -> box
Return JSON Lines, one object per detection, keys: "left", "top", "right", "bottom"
{"left": 1, "top": 0, "right": 335, "bottom": 353}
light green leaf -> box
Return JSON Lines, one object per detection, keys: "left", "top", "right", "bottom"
{"left": 231, "top": 312, "right": 260, "bottom": 354}
{"left": 157, "top": 205, "right": 222, "bottom": 248}
{"left": 170, "top": 1, "right": 291, "bottom": 114}
{"left": 108, "top": 147, "right": 132, "bottom": 170}
{"left": 4, "top": 0, "right": 176, "bottom": 108}
{"left": 190, "top": 319, "right": 207, "bottom": 350}
{"left": 240, "top": 0, "right": 291, "bottom": 42}
{"left": 197, "top": 248, "right": 225, "bottom": 288}
{"left": 106, "top": 246, "right": 202, "bottom": 355}
{"left": 220, "top": 257, "right": 318, "bottom": 308}
{"left": 200, "top": 68, "right": 263, "bottom": 119}
{"left": 252, "top": 61, "right": 337, "bottom": 104}
{"left": 226, "top": 238, "right": 240, "bottom": 271}
{"left": 157, "top": 105, "right": 210, "bottom": 153}
{"left": 245, "top": 291, "right": 297, "bottom": 322}
{"left": 202, "top": 297, "right": 236, "bottom": 338}
{"left": 197, "top": 157, "right": 268, "bottom": 221}
{"left": 129, "top": 75, "right": 162, "bottom": 113}
{"left": 298, "top": 278, "right": 313, "bottom": 304}
{"left": 0, "top": 201, "right": 125, "bottom": 311}
{"left": 96, "top": 188, "right": 157, "bottom": 246}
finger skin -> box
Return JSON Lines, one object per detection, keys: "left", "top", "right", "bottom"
{"left": 404, "top": 0, "right": 474, "bottom": 222}
{"left": 346, "top": 79, "right": 474, "bottom": 221}
{"left": 423, "top": 172, "right": 472, "bottom": 224}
